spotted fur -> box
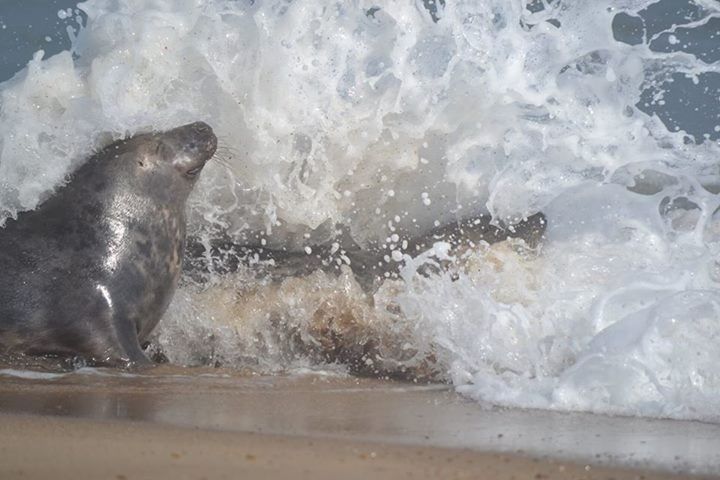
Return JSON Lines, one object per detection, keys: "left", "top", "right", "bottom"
{"left": 0, "top": 122, "right": 217, "bottom": 367}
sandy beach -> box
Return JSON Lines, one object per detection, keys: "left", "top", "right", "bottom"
{"left": 1, "top": 412, "right": 713, "bottom": 480}
{"left": 0, "top": 369, "right": 718, "bottom": 479}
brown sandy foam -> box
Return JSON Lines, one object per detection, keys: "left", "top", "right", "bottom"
{"left": 0, "top": 412, "right": 711, "bottom": 480}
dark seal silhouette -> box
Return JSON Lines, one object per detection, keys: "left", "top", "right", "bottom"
{"left": 185, "top": 212, "right": 547, "bottom": 293}
{"left": 0, "top": 121, "right": 217, "bottom": 367}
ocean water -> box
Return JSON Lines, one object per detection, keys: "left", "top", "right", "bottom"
{"left": 1, "top": 0, "right": 720, "bottom": 422}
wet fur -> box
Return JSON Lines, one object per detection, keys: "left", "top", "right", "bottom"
{"left": 0, "top": 122, "right": 216, "bottom": 367}
{"left": 184, "top": 212, "right": 547, "bottom": 293}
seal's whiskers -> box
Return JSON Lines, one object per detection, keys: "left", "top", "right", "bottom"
{"left": 211, "top": 143, "right": 248, "bottom": 191}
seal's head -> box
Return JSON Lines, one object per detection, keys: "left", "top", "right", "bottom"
{"left": 160, "top": 121, "right": 218, "bottom": 179}
{"left": 124, "top": 121, "right": 218, "bottom": 200}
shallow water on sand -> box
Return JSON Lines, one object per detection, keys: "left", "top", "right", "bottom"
{"left": 1, "top": 366, "right": 720, "bottom": 475}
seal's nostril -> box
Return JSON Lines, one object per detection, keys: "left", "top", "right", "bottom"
{"left": 186, "top": 165, "right": 203, "bottom": 176}
{"left": 192, "top": 122, "right": 211, "bottom": 134}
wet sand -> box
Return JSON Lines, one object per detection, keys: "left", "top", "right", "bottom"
{"left": 0, "top": 368, "right": 718, "bottom": 479}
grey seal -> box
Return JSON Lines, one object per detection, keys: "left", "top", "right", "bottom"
{"left": 0, "top": 121, "right": 217, "bottom": 367}
{"left": 185, "top": 212, "right": 547, "bottom": 293}
{"left": 181, "top": 212, "right": 546, "bottom": 379}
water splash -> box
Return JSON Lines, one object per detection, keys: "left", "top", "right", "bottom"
{"left": 1, "top": 0, "right": 720, "bottom": 421}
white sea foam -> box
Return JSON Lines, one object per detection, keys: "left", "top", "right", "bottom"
{"left": 0, "top": 369, "right": 66, "bottom": 380}
{"left": 1, "top": 0, "right": 720, "bottom": 421}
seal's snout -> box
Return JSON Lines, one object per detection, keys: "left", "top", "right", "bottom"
{"left": 191, "top": 121, "right": 212, "bottom": 136}
{"left": 166, "top": 121, "right": 218, "bottom": 178}
{"left": 184, "top": 121, "right": 218, "bottom": 159}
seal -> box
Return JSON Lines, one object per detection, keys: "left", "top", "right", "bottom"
{"left": 179, "top": 212, "right": 547, "bottom": 380}
{"left": 184, "top": 212, "right": 547, "bottom": 292}
{"left": 0, "top": 121, "right": 217, "bottom": 367}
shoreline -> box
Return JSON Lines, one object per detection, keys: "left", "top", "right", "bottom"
{"left": 0, "top": 370, "right": 718, "bottom": 478}
{"left": 1, "top": 412, "right": 713, "bottom": 480}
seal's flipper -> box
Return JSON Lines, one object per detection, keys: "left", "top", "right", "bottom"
{"left": 96, "top": 327, "right": 152, "bottom": 368}
{"left": 112, "top": 344, "right": 152, "bottom": 369}
{"left": 75, "top": 290, "right": 153, "bottom": 368}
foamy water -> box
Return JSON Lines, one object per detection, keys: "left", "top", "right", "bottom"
{"left": 1, "top": 0, "right": 720, "bottom": 422}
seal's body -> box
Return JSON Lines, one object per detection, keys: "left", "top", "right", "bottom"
{"left": 185, "top": 212, "right": 547, "bottom": 293}
{"left": 0, "top": 122, "right": 216, "bottom": 366}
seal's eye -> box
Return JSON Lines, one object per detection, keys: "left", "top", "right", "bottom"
{"left": 186, "top": 166, "right": 203, "bottom": 176}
